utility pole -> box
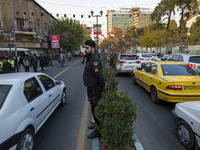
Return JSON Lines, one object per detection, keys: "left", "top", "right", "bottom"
{"left": 11, "top": 0, "right": 18, "bottom": 72}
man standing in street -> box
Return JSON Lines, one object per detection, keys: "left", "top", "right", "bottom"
{"left": 83, "top": 40, "right": 107, "bottom": 139}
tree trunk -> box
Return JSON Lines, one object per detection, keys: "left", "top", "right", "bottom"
{"left": 179, "top": 8, "right": 184, "bottom": 34}
{"left": 166, "top": 11, "right": 172, "bottom": 31}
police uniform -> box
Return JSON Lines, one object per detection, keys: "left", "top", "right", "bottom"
{"left": 83, "top": 51, "right": 105, "bottom": 132}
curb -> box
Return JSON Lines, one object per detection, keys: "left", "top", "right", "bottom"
{"left": 92, "top": 133, "right": 144, "bottom": 150}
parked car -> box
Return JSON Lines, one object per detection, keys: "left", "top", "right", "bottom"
{"left": 115, "top": 52, "right": 140, "bottom": 74}
{"left": 133, "top": 61, "right": 200, "bottom": 103}
{"left": 171, "top": 101, "right": 200, "bottom": 150}
{"left": 165, "top": 53, "right": 200, "bottom": 73}
{"left": 136, "top": 52, "right": 154, "bottom": 63}
{"left": 0, "top": 73, "right": 66, "bottom": 150}
{"left": 149, "top": 53, "right": 160, "bottom": 61}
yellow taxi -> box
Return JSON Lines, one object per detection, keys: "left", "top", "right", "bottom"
{"left": 133, "top": 61, "right": 200, "bottom": 103}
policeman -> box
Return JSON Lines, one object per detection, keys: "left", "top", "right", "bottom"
{"left": 7, "top": 57, "right": 15, "bottom": 72}
{"left": 83, "top": 40, "right": 106, "bottom": 139}
{"left": 0, "top": 57, "right": 3, "bottom": 72}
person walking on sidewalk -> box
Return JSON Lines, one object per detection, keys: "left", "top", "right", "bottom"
{"left": 32, "top": 56, "right": 38, "bottom": 72}
{"left": 83, "top": 40, "right": 107, "bottom": 139}
{"left": 23, "top": 56, "right": 30, "bottom": 72}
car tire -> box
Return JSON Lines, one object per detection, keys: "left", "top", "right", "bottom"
{"left": 16, "top": 128, "right": 35, "bottom": 150}
{"left": 132, "top": 74, "right": 137, "bottom": 85}
{"left": 60, "top": 89, "right": 66, "bottom": 106}
{"left": 150, "top": 86, "right": 160, "bottom": 104}
{"left": 176, "top": 120, "right": 195, "bottom": 150}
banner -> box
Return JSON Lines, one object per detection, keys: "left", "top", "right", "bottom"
{"left": 51, "top": 35, "right": 60, "bottom": 49}
{"left": 93, "top": 24, "right": 102, "bottom": 35}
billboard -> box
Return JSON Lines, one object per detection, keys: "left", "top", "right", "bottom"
{"left": 93, "top": 24, "right": 102, "bottom": 35}
{"left": 51, "top": 35, "right": 60, "bottom": 49}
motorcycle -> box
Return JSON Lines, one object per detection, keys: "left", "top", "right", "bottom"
{"left": 80, "top": 57, "right": 85, "bottom": 64}
{"left": 58, "top": 59, "right": 65, "bottom": 67}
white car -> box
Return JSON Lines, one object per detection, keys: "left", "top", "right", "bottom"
{"left": 171, "top": 101, "right": 200, "bottom": 150}
{"left": 167, "top": 54, "right": 200, "bottom": 73}
{"left": 0, "top": 73, "right": 66, "bottom": 150}
{"left": 136, "top": 52, "right": 154, "bottom": 63}
{"left": 115, "top": 53, "right": 140, "bottom": 74}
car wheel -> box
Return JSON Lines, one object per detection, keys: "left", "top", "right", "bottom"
{"left": 16, "top": 128, "right": 35, "bottom": 150}
{"left": 132, "top": 74, "right": 137, "bottom": 85}
{"left": 150, "top": 86, "right": 160, "bottom": 104}
{"left": 60, "top": 89, "right": 66, "bottom": 106}
{"left": 176, "top": 120, "right": 195, "bottom": 150}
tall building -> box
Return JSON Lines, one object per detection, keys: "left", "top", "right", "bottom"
{"left": 107, "top": 7, "right": 154, "bottom": 34}
{"left": 129, "top": 7, "right": 154, "bottom": 29}
{"left": 0, "top": 0, "right": 56, "bottom": 54}
{"left": 107, "top": 9, "right": 133, "bottom": 33}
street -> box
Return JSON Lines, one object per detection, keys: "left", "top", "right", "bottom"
{"left": 34, "top": 57, "right": 92, "bottom": 150}
{"left": 117, "top": 74, "right": 186, "bottom": 150}
{"left": 33, "top": 57, "right": 186, "bottom": 150}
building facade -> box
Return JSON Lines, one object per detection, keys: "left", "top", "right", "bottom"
{"left": 0, "top": 0, "right": 56, "bottom": 54}
{"left": 107, "top": 9, "right": 133, "bottom": 33}
{"left": 107, "top": 7, "right": 154, "bottom": 34}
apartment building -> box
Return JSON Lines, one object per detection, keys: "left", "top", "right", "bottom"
{"left": 129, "top": 7, "right": 154, "bottom": 29}
{"left": 0, "top": 0, "right": 55, "bottom": 54}
{"left": 107, "top": 7, "right": 154, "bottom": 34}
{"left": 107, "top": 9, "right": 133, "bottom": 33}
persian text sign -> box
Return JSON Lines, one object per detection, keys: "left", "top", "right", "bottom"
{"left": 51, "top": 35, "right": 60, "bottom": 49}
{"left": 93, "top": 24, "right": 102, "bottom": 35}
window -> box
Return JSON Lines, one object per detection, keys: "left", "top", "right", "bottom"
{"left": 171, "top": 55, "right": 183, "bottom": 61}
{"left": 24, "top": 77, "right": 43, "bottom": 102}
{"left": 150, "top": 64, "right": 158, "bottom": 74}
{"left": 189, "top": 56, "right": 200, "bottom": 63}
{"left": 38, "top": 75, "right": 55, "bottom": 91}
{"left": 141, "top": 63, "right": 152, "bottom": 72}
{"left": 37, "top": 19, "right": 41, "bottom": 33}
{"left": 120, "top": 55, "right": 138, "bottom": 60}
{"left": 161, "top": 65, "right": 197, "bottom": 76}
{"left": 17, "top": 19, "right": 24, "bottom": 31}
{"left": 0, "top": 85, "right": 12, "bottom": 109}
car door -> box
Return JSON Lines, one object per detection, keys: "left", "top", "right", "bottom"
{"left": 24, "top": 77, "right": 49, "bottom": 127}
{"left": 37, "top": 75, "right": 60, "bottom": 113}
{"left": 140, "top": 63, "right": 152, "bottom": 90}
{"left": 145, "top": 63, "right": 158, "bottom": 92}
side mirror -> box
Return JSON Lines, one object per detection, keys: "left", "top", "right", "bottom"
{"left": 55, "top": 81, "right": 62, "bottom": 85}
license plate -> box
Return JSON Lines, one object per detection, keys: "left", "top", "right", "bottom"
{"left": 184, "top": 86, "right": 200, "bottom": 90}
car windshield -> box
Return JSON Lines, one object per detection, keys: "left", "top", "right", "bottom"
{"left": 142, "top": 54, "right": 152, "bottom": 57}
{"left": 0, "top": 85, "right": 12, "bottom": 109}
{"left": 161, "top": 64, "right": 197, "bottom": 76}
{"left": 150, "top": 54, "right": 157, "bottom": 56}
{"left": 189, "top": 56, "right": 200, "bottom": 63}
{"left": 120, "top": 55, "right": 138, "bottom": 60}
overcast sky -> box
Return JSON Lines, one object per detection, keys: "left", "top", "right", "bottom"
{"left": 35, "top": 0, "right": 162, "bottom": 36}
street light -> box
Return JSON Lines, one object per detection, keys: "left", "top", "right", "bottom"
{"left": 11, "top": 0, "right": 18, "bottom": 72}
{"left": 90, "top": 10, "right": 103, "bottom": 51}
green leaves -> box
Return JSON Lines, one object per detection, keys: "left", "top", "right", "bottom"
{"left": 96, "top": 56, "right": 137, "bottom": 149}
{"left": 49, "top": 18, "right": 85, "bottom": 52}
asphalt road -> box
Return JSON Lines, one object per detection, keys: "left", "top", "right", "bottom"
{"left": 33, "top": 57, "right": 92, "bottom": 150}
{"left": 117, "top": 74, "right": 186, "bottom": 150}
{"left": 31, "top": 57, "right": 186, "bottom": 150}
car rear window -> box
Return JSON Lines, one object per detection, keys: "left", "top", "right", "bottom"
{"left": 189, "top": 56, "right": 200, "bottom": 63}
{"left": 171, "top": 55, "right": 183, "bottom": 61}
{"left": 161, "top": 64, "right": 197, "bottom": 75}
{"left": 120, "top": 55, "right": 138, "bottom": 60}
{"left": 142, "top": 54, "right": 152, "bottom": 57}
{"left": 0, "top": 85, "right": 12, "bottom": 109}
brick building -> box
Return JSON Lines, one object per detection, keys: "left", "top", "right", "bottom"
{"left": 0, "top": 0, "right": 56, "bottom": 54}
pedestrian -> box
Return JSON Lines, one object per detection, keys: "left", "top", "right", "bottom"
{"left": 23, "top": 56, "right": 30, "bottom": 72}
{"left": 7, "top": 56, "right": 15, "bottom": 72}
{"left": 32, "top": 56, "right": 38, "bottom": 72}
{"left": 39, "top": 54, "right": 45, "bottom": 71}
{"left": 2, "top": 57, "right": 13, "bottom": 73}
{"left": 83, "top": 40, "right": 107, "bottom": 139}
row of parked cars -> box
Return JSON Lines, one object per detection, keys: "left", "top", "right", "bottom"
{"left": 120, "top": 52, "right": 200, "bottom": 150}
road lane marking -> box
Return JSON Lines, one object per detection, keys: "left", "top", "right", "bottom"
{"left": 76, "top": 95, "right": 89, "bottom": 150}
{"left": 53, "top": 60, "right": 79, "bottom": 79}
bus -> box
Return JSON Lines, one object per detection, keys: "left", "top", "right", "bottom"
{"left": 0, "top": 47, "right": 30, "bottom": 56}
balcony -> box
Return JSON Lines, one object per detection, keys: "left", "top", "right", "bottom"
{"left": 15, "top": 28, "right": 36, "bottom": 35}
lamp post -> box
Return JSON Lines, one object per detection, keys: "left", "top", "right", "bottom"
{"left": 11, "top": 0, "right": 18, "bottom": 72}
{"left": 90, "top": 10, "right": 103, "bottom": 51}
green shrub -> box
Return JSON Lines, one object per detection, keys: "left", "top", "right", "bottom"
{"left": 95, "top": 55, "right": 137, "bottom": 150}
